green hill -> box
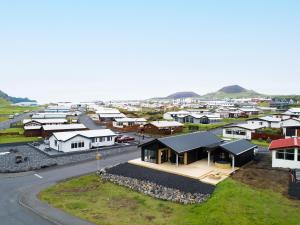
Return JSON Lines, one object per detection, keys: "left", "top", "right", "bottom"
{"left": 0, "top": 90, "right": 36, "bottom": 104}
{"left": 202, "top": 85, "right": 265, "bottom": 99}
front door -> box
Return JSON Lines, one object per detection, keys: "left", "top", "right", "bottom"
{"left": 161, "top": 149, "right": 168, "bottom": 163}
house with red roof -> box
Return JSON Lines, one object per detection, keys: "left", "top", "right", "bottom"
{"left": 269, "top": 138, "right": 300, "bottom": 169}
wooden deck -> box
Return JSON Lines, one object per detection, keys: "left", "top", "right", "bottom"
{"left": 128, "top": 158, "right": 238, "bottom": 185}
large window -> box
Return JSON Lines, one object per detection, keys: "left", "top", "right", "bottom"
{"left": 71, "top": 141, "right": 85, "bottom": 149}
{"left": 276, "top": 149, "right": 295, "bottom": 160}
{"left": 144, "top": 149, "right": 156, "bottom": 163}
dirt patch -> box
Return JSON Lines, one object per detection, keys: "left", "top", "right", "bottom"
{"left": 108, "top": 196, "right": 139, "bottom": 210}
{"left": 232, "top": 154, "right": 289, "bottom": 196}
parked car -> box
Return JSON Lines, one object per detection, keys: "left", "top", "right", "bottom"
{"left": 115, "top": 135, "right": 135, "bottom": 143}
{"left": 8, "top": 115, "right": 14, "bottom": 119}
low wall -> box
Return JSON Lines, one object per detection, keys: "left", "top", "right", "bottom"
{"left": 252, "top": 133, "right": 283, "bottom": 141}
{"left": 98, "top": 170, "right": 210, "bottom": 204}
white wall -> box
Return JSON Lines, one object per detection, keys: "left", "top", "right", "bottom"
{"left": 272, "top": 149, "right": 300, "bottom": 169}
{"left": 91, "top": 136, "right": 116, "bottom": 148}
{"left": 49, "top": 135, "right": 116, "bottom": 152}
{"left": 223, "top": 128, "right": 252, "bottom": 140}
{"left": 247, "top": 120, "right": 269, "bottom": 128}
{"left": 61, "top": 136, "right": 91, "bottom": 152}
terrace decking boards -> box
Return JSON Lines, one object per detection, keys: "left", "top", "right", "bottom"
{"left": 106, "top": 163, "right": 215, "bottom": 195}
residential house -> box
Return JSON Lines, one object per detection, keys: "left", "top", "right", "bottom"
{"left": 239, "top": 108, "right": 260, "bottom": 116}
{"left": 112, "top": 118, "right": 147, "bottom": 128}
{"left": 246, "top": 116, "right": 282, "bottom": 128}
{"left": 283, "top": 108, "right": 300, "bottom": 119}
{"left": 281, "top": 118, "right": 300, "bottom": 138}
{"left": 142, "top": 121, "right": 184, "bottom": 135}
{"left": 269, "top": 138, "right": 300, "bottom": 169}
{"left": 175, "top": 113, "right": 221, "bottom": 124}
{"left": 49, "top": 129, "right": 117, "bottom": 153}
{"left": 24, "top": 124, "right": 87, "bottom": 138}
{"left": 223, "top": 124, "right": 265, "bottom": 140}
{"left": 140, "top": 131, "right": 257, "bottom": 169}
{"left": 23, "top": 119, "right": 68, "bottom": 137}
{"left": 163, "top": 111, "right": 190, "bottom": 120}
{"left": 32, "top": 113, "right": 68, "bottom": 119}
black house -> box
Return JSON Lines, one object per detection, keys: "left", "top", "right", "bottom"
{"left": 140, "top": 132, "right": 257, "bottom": 169}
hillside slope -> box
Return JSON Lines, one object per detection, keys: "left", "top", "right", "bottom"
{"left": 0, "top": 90, "right": 35, "bottom": 104}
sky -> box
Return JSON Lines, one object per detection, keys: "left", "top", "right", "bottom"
{"left": 0, "top": 0, "right": 300, "bottom": 103}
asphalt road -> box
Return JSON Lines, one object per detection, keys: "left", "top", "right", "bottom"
{"left": 0, "top": 150, "right": 140, "bottom": 225}
{"left": 78, "top": 114, "right": 105, "bottom": 130}
{"left": 0, "top": 110, "right": 40, "bottom": 130}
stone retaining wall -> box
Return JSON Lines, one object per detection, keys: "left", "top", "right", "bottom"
{"left": 98, "top": 170, "right": 210, "bottom": 204}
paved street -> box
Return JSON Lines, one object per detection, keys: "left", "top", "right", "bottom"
{"left": 0, "top": 112, "right": 35, "bottom": 130}
{"left": 78, "top": 113, "right": 105, "bottom": 130}
{"left": 0, "top": 150, "right": 140, "bottom": 225}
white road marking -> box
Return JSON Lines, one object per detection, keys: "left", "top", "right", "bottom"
{"left": 34, "top": 174, "right": 43, "bottom": 179}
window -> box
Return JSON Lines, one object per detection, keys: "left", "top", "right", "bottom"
{"left": 144, "top": 149, "right": 156, "bottom": 163}
{"left": 259, "top": 122, "right": 263, "bottom": 125}
{"left": 226, "top": 130, "right": 232, "bottom": 134}
{"left": 276, "top": 150, "right": 285, "bottom": 159}
{"left": 298, "top": 149, "right": 300, "bottom": 161}
{"left": 78, "top": 141, "right": 85, "bottom": 148}
{"left": 107, "top": 136, "right": 112, "bottom": 141}
{"left": 276, "top": 149, "right": 295, "bottom": 160}
{"left": 54, "top": 140, "right": 57, "bottom": 146}
{"left": 285, "top": 149, "right": 295, "bottom": 160}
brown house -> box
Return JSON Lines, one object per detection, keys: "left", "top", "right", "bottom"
{"left": 143, "top": 121, "right": 184, "bottom": 135}
{"left": 24, "top": 124, "right": 88, "bottom": 138}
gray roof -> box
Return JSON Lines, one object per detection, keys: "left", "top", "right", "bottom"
{"left": 157, "top": 132, "right": 222, "bottom": 154}
{"left": 219, "top": 139, "right": 257, "bottom": 156}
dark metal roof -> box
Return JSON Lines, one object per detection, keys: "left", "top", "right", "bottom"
{"left": 156, "top": 131, "right": 222, "bottom": 154}
{"left": 220, "top": 139, "right": 257, "bottom": 156}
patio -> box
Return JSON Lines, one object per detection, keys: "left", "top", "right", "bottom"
{"left": 128, "top": 158, "right": 238, "bottom": 185}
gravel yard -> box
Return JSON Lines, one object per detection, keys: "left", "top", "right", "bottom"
{"left": 105, "top": 163, "right": 215, "bottom": 195}
{"left": 0, "top": 144, "right": 138, "bottom": 173}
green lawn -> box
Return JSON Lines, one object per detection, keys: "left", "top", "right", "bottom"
{"left": 251, "top": 139, "right": 270, "bottom": 148}
{"left": 0, "top": 100, "right": 40, "bottom": 122}
{"left": 183, "top": 122, "right": 229, "bottom": 133}
{"left": 39, "top": 174, "right": 300, "bottom": 225}
{"left": 0, "top": 128, "right": 41, "bottom": 143}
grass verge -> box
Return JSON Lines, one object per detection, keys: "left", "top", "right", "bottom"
{"left": 39, "top": 174, "right": 300, "bottom": 225}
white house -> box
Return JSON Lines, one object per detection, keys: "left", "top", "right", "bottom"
{"left": 23, "top": 118, "right": 68, "bottom": 126}
{"left": 283, "top": 108, "right": 300, "bottom": 119}
{"left": 246, "top": 116, "right": 282, "bottom": 128}
{"left": 32, "top": 113, "right": 68, "bottom": 119}
{"left": 113, "top": 118, "right": 147, "bottom": 128}
{"left": 49, "top": 129, "right": 117, "bottom": 152}
{"left": 269, "top": 138, "right": 300, "bottom": 169}
{"left": 281, "top": 118, "right": 300, "bottom": 138}
{"left": 239, "top": 108, "right": 260, "bottom": 116}
{"left": 163, "top": 111, "right": 190, "bottom": 120}
{"left": 175, "top": 113, "right": 221, "bottom": 124}
{"left": 223, "top": 124, "right": 265, "bottom": 140}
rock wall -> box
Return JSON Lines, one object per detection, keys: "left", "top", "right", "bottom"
{"left": 98, "top": 170, "right": 210, "bottom": 204}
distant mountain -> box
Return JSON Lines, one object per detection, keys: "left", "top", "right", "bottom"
{"left": 202, "top": 85, "right": 264, "bottom": 99}
{"left": 166, "top": 91, "right": 200, "bottom": 99}
{"left": 0, "top": 90, "right": 36, "bottom": 104}
{"left": 218, "top": 85, "right": 247, "bottom": 93}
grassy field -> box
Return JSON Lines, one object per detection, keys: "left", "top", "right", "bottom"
{"left": 251, "top": 139, "right": 270, "bottom": 148}
{"left": 39, "top": 174, "right": 300, "bottom": 225}
{"left": 0, "top": 127, "right": 41, "bottom": 144}
{"left": 183, "top": 122, "right": 229, "bottom": 133}
{"left": 0, "top": 99, "right": 39, "bottom": 122}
